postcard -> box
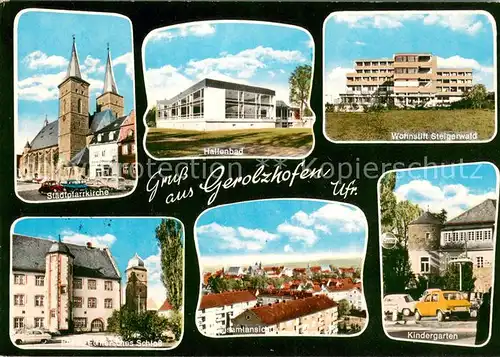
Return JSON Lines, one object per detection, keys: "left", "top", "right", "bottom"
{"left": 194, "top": 199, "right": 368, "bottom": 337}
{"left": 15, "top": 9, "right": 138, "bottom": 202}
{"left": 142, "top": 21, "right": 315, "bottom": 159}
{"left": 10, "top": 217, "right": 184, "bottom": 350}
{"left": 379, "top": 162, "right": 498, "bottom": 346}
{"left": 323, "top": 11, "right": 496, "bottom": 143}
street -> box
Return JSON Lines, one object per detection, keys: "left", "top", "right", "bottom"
{"left": 15, "top": 332, "right": 176, "bottom": 349}
{"left": 16, "top": 182, "right": 133, "bottom": 202}
{"left": 384, "top": 318, "right": 478, "bottom": 345}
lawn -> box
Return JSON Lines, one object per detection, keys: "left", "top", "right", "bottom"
{"left": 146, "top": 128, "right": 314, "bottom": 158}
{"left": 325, "top": 109, "right": 495, "bottom": 141}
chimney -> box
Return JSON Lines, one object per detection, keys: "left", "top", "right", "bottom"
{"left": 86, "top": 241, "right": 93, "bottom": 249}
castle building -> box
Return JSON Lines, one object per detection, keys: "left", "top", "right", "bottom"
{"left": 12, "top": 235, "right": 121, "bottom": 333}
{"left": 125, "top": 253, "right": 148, "bottom": 313}
{"left": 338, "top": 53, "right": 473, "bottom": 110}
{"left": 407, "top": 199, "right": 496, "bottom": 293}
{"left": 232, "top": 295, "right": 339, "bottom": 335}
{"left": 18, "top": 37, "right": 135, "bottom": 181}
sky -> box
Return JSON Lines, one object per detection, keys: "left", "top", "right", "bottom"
{"left": 195, "top": 200, "right": 367, "bottom": 268}
{"left": 143, "top": 21, "right": 313, "bottom": 108}
{"left": 12, "top": 217, "right": 180, "bottom": 307}
{"left": 16, "top": 10, "right": 135, "bottom": 154}
{"left": 324, "top": 11, "right": 495, "bottom": 101}
{"left": 393, "top": 162, "right": 498, "bottom": 220}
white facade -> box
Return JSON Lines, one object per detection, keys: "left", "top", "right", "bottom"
{"left": 197, "top": 299, "right": 257, "bottom": 336}
{"left": 156, "top": 79, "right": 277, "bottom": 131}
{"left": 89, "top": 142, "right": 119, "bottom": 178}
{"left": 12, "top": 271, "right": 120, "bottom": 332}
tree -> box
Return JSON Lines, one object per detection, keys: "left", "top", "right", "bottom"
{"left": 107, "top": 308, "right": 170, "bottom": 343}
{"left": 248, "top": 275, "right": 267, "bottom": 290}
{"left": 156, "top": 219, "right": 184, "bottom": 311}
{"left": 430, "top": 209, "right": 447, "bottom": 224}
{"left": 466, "top": 84, "right": 488, "bottom": 109}
{"left": 383, "top": 241, "right": 414, "bottom": 294}
{"left": 289, "top": 64, "right": 312, "bottom": 121}
{"left": 208, "top": 275, "right": 229, "bottom": 293}
{"left": 337, "top": 299, "right": 351, "bottom": 317}
{"left": 443, "top": 262, "right": 476, "bottom": 292}
{"left": 146, "top": 107, "right": 157, "bottom": 127}
{"left": 393, "top": 200, "right": 422, "bottom": 244}
{"left": 380, "top": 172, "right": 397, "bottom": 228}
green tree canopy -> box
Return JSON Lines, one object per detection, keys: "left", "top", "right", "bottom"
{"left": 465, "top": 84, "right": 488, "bottom": 109}
{"left": 156, "top": 219, "right": 184, "bottom": 311}
{"left": 337, "top": 299, "right": 351, "bottom": 317}
{"left": 443, "top": 262, "right": 476, "bottom": 292}
{"left": 289, "top": 64, "right": 312, "bottom": 120}
{"left": 146, "top": 107, "right": 157, "bottom": 128}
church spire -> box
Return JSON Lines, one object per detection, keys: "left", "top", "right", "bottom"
{"left": 66, "top": 35, "right": 82, "bottom": 79}
{"left": 102, "top": 44, "right": 119, "bottom": 94}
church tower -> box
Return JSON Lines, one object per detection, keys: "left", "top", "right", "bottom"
{"left": 45, "top": 239, "right": 74, "bottom": 332}
{"left": 96, "top": 45, "right": 124, "bottom": 118}
{"left": 125, "top": 253, "right": 148, "bottom": 313}
{"left": 58, "top": 36, "right": 90, "bottom": 164}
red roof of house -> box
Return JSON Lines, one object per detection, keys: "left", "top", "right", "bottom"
{"left": 340, "top": 267, "right": 355, "bottom": 273}
{"left": 199, "top": 290, "right": 257, "bottom": 310}
{"left": 251, "top": 295, "right": 337, "bottom": 325}
{"left": 259, "top": 289, "right": 313, "bottom": 299}
{"left": 293, "top": 268, "right": 306, "bottom": 273}
{"left": 159, "top": 299, "right": 173, "bottom": 311}
{"left": 310, "top": 266, "right": 321, "bottom": 272}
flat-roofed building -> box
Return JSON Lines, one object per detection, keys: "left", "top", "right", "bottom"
{"left": 156, "top": 78, "right": 276, "bottom": 131}
{"left": 338, "top": 53, "right": 473, "bottom": 110}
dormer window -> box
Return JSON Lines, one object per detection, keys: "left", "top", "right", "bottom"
{"left": 97, "top": 134, "right": 102, "bottom": 142}
{"left": 109, "top": 132, "right": 114, "bottom": 140}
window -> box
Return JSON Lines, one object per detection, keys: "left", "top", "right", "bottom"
{"left": 35, "top": 275, "right": 44, "bottom": 286}
{"left": 78, "top": 98, "right": 82, "bottom": 114}
{"left": 14, "top": 317, "right": 25, "bottom": 329}
{"left": 88, "top": 297, "right": 97, "bottom": 308}
{"left": 34, "top": 317, "right": 44, "bottom": 328}
{"left": 101, "top": 149, "right": 106, "bottom": 157}
{"left": 74, "top": 317, "right": 87, "bottom": 329}
{"left": 108, "top": 132, "right": 114, "bottom": 141}
{"left": 35, "top": 295, "right": 44, "bottom": 307}
{"left": 50, "top": 309, "right": 56, "bottom": 317}
{"left": 122, "top": 145, "right": 128, "bottom": 155}
{"left": 420, "top": 257, "right": 430, "bottom": 273}
{"left": 73, "top": 296, "right": 83, "bottom": 308}
{"left": 88, "top": 279, "right": 97, "bottom": 290}
{"left": 425, "top": 232, "right": 431, "bottom": 239}
{"left": 127, "top": 129, "right": 134, "bottom": 138}
{"left": 477, "top": 257, "right": 484, "bottom": 268}
{"left": 14, "top": 294, "right": 25, "bottom": 306}
{"left": 14, "top": 274, "right": 25, "bottom": 285}
{"left": 60, "top": 285, "right": 67, "bottom": 294}
{"left": 74, "top": 278, "right": 82, "bottom": 289}
{"left": 105, "top": 281, "right": 113, "bottom": 291}
{"left": 96, "top": 168, "right": 102, "bottom": 177}
{"left": 131, "top": 144, "right": 136, "bottom": 154}
{"left": 104, "top": 298, "right": 113, "bottom": 309}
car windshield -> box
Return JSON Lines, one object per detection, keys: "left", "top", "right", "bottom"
{"left": 404, "top": 295, "right": 414, "bottom": 302}
{"left": 443, "top": 292, "right": 463, "bottom": 300}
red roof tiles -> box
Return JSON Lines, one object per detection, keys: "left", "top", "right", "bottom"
{"left": 159, "top": 299, "right": 173, "bottom": 311}
{"left": 199, "top": 290, "right": 257, "bottom": 310}
{"left": 250, "top": 295, "right": 338, "bottom": 325}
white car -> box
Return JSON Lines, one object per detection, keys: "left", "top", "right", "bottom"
{"left": 96, "top": 176, "right": 126, "bottom": 191}
{"left": 13, "top": 329, "right": 52, "bottom": 345}
{"left": 419, "top": 288, "right": 442, "bottom": 301}
{"left": 383, "top": 294, "right": 417, "bottom": 316}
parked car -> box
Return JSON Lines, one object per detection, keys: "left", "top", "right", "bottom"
{"left": 383, "top": 294, "right": 416, "bottom": 316}
{"left": 419, "top": 288, "right": 442, "bottom": 301}
{"left": 13, "top": 329, "right": 52, "bottom": 345}
{"left": 99, "top": 176, "right": 126, "bottom": 191}
{"left": 86, "top": 178, "right": 110, "bottom": 191}
{"left": 38, "top": 180, "right": 65, "bottom": 195}
{"left": 415, "top": 290, "right": 471, "bottom": 322}
{"left": 61, "top": 179, "right": 88, "bottom": 192}
{"left": 32, "top": 177, "right": 43, "bottom": 183}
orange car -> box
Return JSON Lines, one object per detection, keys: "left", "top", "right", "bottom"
{"left": 415, "top": 290, "right": 471, "bottom": 322}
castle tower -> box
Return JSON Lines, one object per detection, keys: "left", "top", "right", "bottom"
{"left": 58, "top": 36, "right": 90, "bottom": 164}
{"left": 45, "top": 239, "right": 74, "bottom": 332}
{"left": 125, "top": 253, "right": 148, "bottom": 313}
{"left": 96, "top": 45, "right": 124, "bottom": 118}
{"left": 407, "top": 211, "right": 442, "bottom": 277}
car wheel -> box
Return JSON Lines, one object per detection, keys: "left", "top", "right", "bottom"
{"left": 402, "top": 308, "right": 411, "bottom": 317}
{"left": 41, "top": 339, "right": 48, "bottom": 344}
{"left": 437, "top": 310, "right": 444, "bottom": 322}
{"left": 15, "top": 339, "right": 22, "bottom": 345}
{"left": 415, "top": 311, "right": 422, "bottom": 321}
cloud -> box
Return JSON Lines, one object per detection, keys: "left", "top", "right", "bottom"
{"left": 81, "top": 55, "right": 104, "bottom": 75}
{"left": 23, "top": 50, "right": 68, "bottom": 70}
{"left": 149, "top": 23, "right": 216, "bottom": 42}
{"left": 277, "top": 222, "right": 318, "bottom": 246}
{"left": 354, "top": 41, "right": 366, "bottom": 46}
{"left": 60, "top": 229, "right": 117, "bottom": 248}
{"left": 324, "top": 66, "right": 353, "bottom": 101}
{"left": 292, "top": 204, "right": 366, "bottom": 233}
{"left": 143, "top": 250, "right": 167, "bottom": 307}
{"left": 113, "top": 52, "right": 134, "bottom": 79}
{"left": 268, "top": 70, "right": 276, "bottom": 78}
{"left": 144, "top": 64, "right": 194, "bottom": 105}
{"left": 184, "top": 45, "right": 305, "bottom": 80}
{"left": 284, "top": 244, "right": 294, "bottom": 253}
{"left": 394, "top": 179, "right": 497, "bottom": 219}
{"left": 18, "top": 71, "right": 66, "bottom": 102}
{"left": 333, "top": 12, "right": 486, "bottom": 35}
{"left": 197, "top": 222, "right": 278, "bottom": 252}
